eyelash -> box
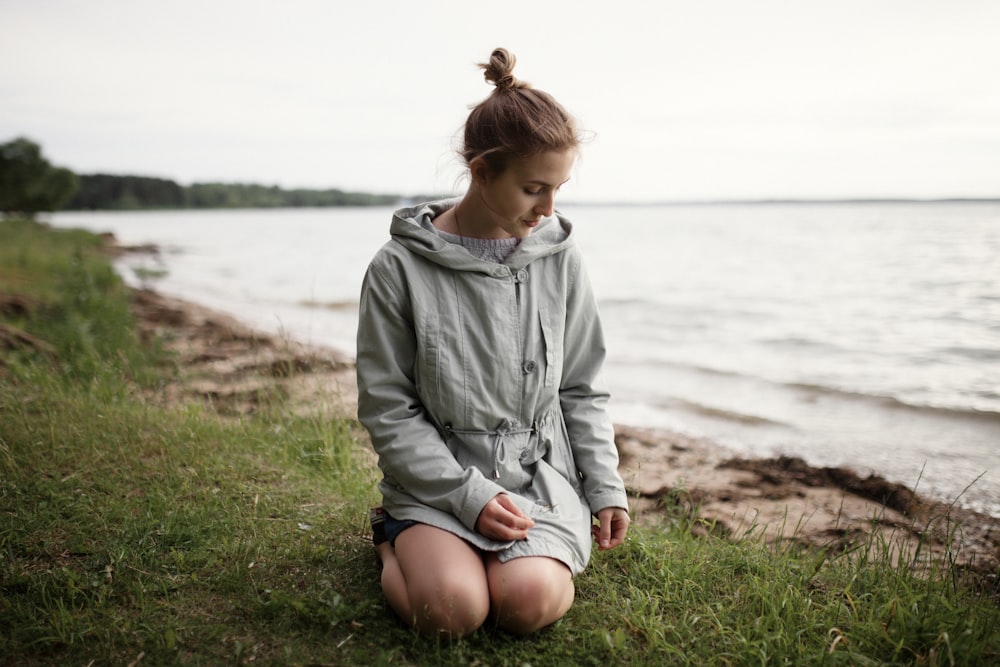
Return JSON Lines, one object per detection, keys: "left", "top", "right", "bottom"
{"left": 524, "top": 185, "right": 561, "bottom": 196}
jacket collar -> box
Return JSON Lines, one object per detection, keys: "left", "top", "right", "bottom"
{"left": 390, "top": 199, "right": 574, "bottom": 272}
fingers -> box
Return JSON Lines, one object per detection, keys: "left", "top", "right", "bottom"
{"left": 494, "top": 493, "right": 534, "bottom": 524}
{"left": 594, "top": 508, "right": 630, "bottom": 550}
{"left": 493, "top": 495, "right": 535, "bottom": 534}
{"left": 476, "top": 494, "right": 534, "bottom": 541}
{"left": 598, "top": 514, "right": 613, "bottom": 549}
{"left": 609, "top": 514, "right": 629, "bottom": 547}
{"left": 490, "top": 522, "right": 530, "bottom": 541}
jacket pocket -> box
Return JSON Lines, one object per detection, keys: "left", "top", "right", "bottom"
{"left": 539, "top": 412, "right": 583, "bottom": 496}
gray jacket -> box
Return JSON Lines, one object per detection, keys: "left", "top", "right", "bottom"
{"left": 356, "top": 201, "right": 628, "bottom": 574}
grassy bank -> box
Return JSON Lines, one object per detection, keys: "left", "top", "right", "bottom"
{"left": 1, "top": 216, "right": 998, "bottom": 665}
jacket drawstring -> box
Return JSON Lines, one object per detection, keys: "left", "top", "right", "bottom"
{"left": 491, "top": 431, "right": 507, "bottom": 479}
{"left": 445, "top": 421, "right": 538, "bottom": 480}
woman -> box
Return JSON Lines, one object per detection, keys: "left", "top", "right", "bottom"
{"left": 356, "top": 48, "right": 630, "bottom": 638}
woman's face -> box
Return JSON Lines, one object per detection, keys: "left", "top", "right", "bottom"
{"left": 475, "top": 149, "right": 575, "bottom": 239}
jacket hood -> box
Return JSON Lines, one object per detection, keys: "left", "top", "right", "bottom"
{"left": 389, "top": 199, "right": 574, "bottom": 272}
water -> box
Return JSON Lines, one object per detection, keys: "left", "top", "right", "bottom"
{"left": 48, "top": 203, "right": 1000, "bottom": 515}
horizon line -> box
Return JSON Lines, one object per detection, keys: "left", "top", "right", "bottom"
{"left": 560, "top": 196, "right": 1000, "bottom": 207}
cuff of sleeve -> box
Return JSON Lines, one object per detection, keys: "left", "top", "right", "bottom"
{"left": 587, "top": 489, "right": 630, "bottom": 515}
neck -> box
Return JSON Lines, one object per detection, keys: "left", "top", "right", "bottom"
{"left": 453, "top": 189, "right": 512, "bottom": 240}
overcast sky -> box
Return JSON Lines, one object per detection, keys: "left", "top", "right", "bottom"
{"left": 3, "top": 0, "right": 999, "bottom": 202}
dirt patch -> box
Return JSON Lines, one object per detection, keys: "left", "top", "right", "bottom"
{"left": 129, "top": 287, "right": 357, "bottom": 418}
{"left": 0, "top": 294, "right": 58, "bottom": 374}
{"left": 616, "top": 424, "right": 1000, "bottom": 582}
{"left": 0, "top": 293, "right": 37, "bottom": 319}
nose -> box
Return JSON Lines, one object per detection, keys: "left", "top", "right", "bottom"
{"left": 534, "top": 192, "right": 556, "bottom": 217}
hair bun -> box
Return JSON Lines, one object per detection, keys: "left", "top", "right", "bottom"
{"left": 480, "top": 47, "right": 525, "bottom": 92}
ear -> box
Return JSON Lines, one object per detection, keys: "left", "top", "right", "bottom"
{"left": 468, "top": 156, "right": 490, "bottom": 185}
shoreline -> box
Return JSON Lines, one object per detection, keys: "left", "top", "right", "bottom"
{"left": 129, "top": 285, "right": 1000, "bottom": 574}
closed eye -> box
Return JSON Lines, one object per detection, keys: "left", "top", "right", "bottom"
{"left": 524, "top": 183, "right": 565, "bottom": 196}
{"left": 524, "top": 177, "right": 570, "bottom": 194}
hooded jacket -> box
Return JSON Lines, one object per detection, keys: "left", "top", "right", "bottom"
{"left": 356, "top": 200, "right": 628, "bottom": 574}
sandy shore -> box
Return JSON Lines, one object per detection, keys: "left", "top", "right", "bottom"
{"left": 128, "top": 286, "right": 1000, "bottom": 578}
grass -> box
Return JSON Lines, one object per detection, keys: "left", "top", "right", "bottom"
{"left": 2, "top": 215, "right": 998, "bottom": 665}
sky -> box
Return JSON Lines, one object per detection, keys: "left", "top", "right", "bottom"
{"left": 3, "top": 0, "right": 999, "bottom": 203}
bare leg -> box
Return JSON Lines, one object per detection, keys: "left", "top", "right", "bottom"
{"left": 376, "top": 541, "right": 409, "bottom": 620}
{"left": 378, "top": 524, "right": 490, "bottom": 638}
{"left": 486, "top": 556, "right": 575, "bottom": 635}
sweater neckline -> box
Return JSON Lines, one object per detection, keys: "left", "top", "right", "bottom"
{"left": 436, "top": 229, "right": 520, "bottom": 264}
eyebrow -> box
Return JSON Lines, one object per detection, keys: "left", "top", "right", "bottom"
{"left": 525, "top": 177, "right": 571, "bottom": 187}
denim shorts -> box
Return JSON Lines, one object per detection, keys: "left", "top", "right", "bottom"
{"left": 384, "top": 511, "right": 419, "bottom": 546}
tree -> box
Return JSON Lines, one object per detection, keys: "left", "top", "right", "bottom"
{"left": 67, "top": 174, "right": 186, "bottom": 210}
{"left": 0, "top": 137, "right": 79, "bottom": 216}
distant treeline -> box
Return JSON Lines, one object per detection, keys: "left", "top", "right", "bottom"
{"left": 65, "top": 174, "right": 403, "bottom": 210}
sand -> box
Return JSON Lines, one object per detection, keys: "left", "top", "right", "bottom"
{"left": 127, "top": 285, "right": 1000, "bottom": 582}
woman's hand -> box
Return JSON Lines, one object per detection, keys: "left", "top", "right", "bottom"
{"left": 592, "top": 507, "right": 630, "bottom": 550}
{"left": 475, "top": 493, "right": 535, "bottom": 541}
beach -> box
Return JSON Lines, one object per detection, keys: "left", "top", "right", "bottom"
{"left": 126, "top": 281, "right": 1000, "bottom": 577}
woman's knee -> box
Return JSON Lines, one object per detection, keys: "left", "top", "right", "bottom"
{"left": 394, "top": 525, "right": 491, "bottom": 637}
{"left": 407, "top": 570, "right": 490, "bottom": 637}
{"left": 488, "top": 557, "right": 575, "bottom": 635}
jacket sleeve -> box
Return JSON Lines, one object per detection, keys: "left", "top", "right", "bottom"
{"left": 356, "top": 258, "right": 506, "bottom": 531}
{"left": 559, "top": 253, "right": 630, "bottom": 514}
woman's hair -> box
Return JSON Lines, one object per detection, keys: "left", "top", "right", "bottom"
{"left": 461, "top": 48, "right": 580, "bottom": 176}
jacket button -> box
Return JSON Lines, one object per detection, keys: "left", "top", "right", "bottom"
{"left": 516, "top": 269, "right": 529, "bottom": 283}
{"left": 522, "top": 360, "right": 537, "bottom": 374}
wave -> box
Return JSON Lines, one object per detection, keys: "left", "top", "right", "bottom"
{"left": 785, "top": 381, "right": 1000, "bottom": 424}
{"left": 759, "top": 335, "right": 847, "bottom": 353}
{"left": 609, "top": 356, "right": 1000, "bottom": 424}
{"left": 611, "top": 356, "right": 763, "bottom": 381}
{"left": 656, "top": 396, "right": 793, "bottom": 428}
{"left": 600, "top": 296, "right": 656, "bottom": 309}
{"left": 937, "top": 345, "right": 1000, "bottom": 362}
{"left": 299, "top": 299, "right": 357, "bottom": 311}
{"left": 600, "top": 297, "right": 770, "bottom": 322}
